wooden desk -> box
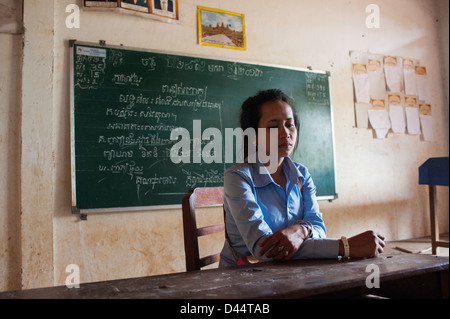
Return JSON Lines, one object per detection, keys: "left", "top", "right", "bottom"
{"left": 0, "top": 253, "right": 448, "bottom": 300}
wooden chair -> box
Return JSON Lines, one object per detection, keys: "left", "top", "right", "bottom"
{"left": 182, "top": 187, "right": 225, "bottom": 271}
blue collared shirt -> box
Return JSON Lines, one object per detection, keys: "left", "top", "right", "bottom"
{"left": 219, "top": 157, "right": 339, "bottom": 267}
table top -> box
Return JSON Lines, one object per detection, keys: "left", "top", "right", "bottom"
{"left": 1, "top": 253, "right": 448, "bottom": 299}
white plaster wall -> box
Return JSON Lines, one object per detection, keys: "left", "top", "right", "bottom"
{"left": 20, "top": 0, "right": 56, "bottom": 290}
{"left": 435, "top": 0, "right": 449, "bottom": 146}
{"left": 0, "top": 33, "right": 22, "bottom": 292}
{"left": 1, "top": 0, "right": 448, "bottom": 290}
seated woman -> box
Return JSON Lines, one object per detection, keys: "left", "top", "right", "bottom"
{"left": 219, "top": 89, "right": 385, "bottom": 267}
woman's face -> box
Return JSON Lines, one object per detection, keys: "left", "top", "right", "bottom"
{"left": 257, "top": 100, "right": 297, "bottom": 159}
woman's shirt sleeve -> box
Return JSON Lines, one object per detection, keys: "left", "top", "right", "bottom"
{"left": 298, "top": 165, "right": 327, "bottom": 239}
{"left": 223, "top": 169, "right": 273, "bottom": 261}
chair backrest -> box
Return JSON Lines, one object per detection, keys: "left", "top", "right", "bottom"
{"left": 182, "top": 187, "right": 225, "bottom": 271}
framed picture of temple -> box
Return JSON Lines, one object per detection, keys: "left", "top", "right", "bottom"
{"left": 197, "top": 6, "right": 246, "bottom": 50}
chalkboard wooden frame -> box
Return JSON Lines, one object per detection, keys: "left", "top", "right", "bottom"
{"left": 70, "top": 40, "right": 337, "bottom": 214}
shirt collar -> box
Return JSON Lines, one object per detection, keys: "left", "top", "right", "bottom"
{"left": 251, "top": 156, "right": 303, "bottom": 188}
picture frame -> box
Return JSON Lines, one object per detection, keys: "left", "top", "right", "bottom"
{"left": 83, "top": 0, "right": 179, "bottom": 23}
{"left": 120, "top": 0, "right": 150, "bottom": 13}
{"left": 150, "top": 0, "right": 179, "bottom": 21}
{"left": 84, "top": 0, "right": 118, "bottom": 8}
{"left": 197, "top": 6, "right": 246, "bottom": 50}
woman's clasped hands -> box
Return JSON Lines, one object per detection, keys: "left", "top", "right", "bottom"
{"left": 257, "top": 224, "right": 309, "bottom": 261}
{"left": 257, "top": 228, "right": 386, "bottom": 261}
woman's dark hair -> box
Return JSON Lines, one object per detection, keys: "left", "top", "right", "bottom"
{"left": 239, "top": 89, "right": 300, "bottom": 158}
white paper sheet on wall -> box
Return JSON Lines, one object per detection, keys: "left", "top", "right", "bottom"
{"left": 384, "top": 56, "right": 403, "bottom": 93}
{"left": 368, "top": 57, "right": 387, "bottom": 99}
{"left": 420, "top": 115, "right": 433, "bottom": 141}
{"left": 416, "top": 66, "right": 430, "bottom": 102}
{"left": 374, "top": 128, "right": 390, "bottom": 139}
{"left": 355, "top": 102, "right": 370, "bottom": 128}
{"left": 350, "top": 51, "right": 432, "bottom": 141}
{"left": 368, "top": 99, "right": 391, "bottom": 139}
{"left": 352, "top": 64, "right": 370, "bottom": 103}
{"left": 389, "top": 105, "right": 406, "bottom": 133}
{"left": 404, "top": 96, "right": 421, "bottom": 135}
{"left": 388, "top": 94, "right": 405, "bottom": 133}
{"left": 419, "top": 103, "right": 433, "bottom": 141}
{"left": 403, "top": 58, "right": 418, "bottom": 96}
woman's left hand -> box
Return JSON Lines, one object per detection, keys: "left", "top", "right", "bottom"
{"left": 257, "top": 225, "right": 308, "bottom": 261}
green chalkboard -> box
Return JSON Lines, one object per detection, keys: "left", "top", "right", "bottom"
{"left": 71, "top": 41, "right": 336, "bottom": 211}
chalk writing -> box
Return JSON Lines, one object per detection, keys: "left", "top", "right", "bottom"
{"left": 106, "top": 107, "right": 177, "bottom": 123}
{"left": 208, "top": 64, "right": 224, "bottom": 73}
{"left": 161, "top": 83, "right": 208, "bottom": 101}
{"left": 75, "top": 44, "right": 303, "bottom": 210}
{"left": 99, "top": 161, "right": 144, "bottom": 180}
{"left": 141, "top": 57, "right": 157, "bottom": 71}
{"left": 165, "top": 56, "right": 263, "bottom": 80}
{"left": 103, "top": 149, "right": 133, "bottom": 161}
{"left": 166, "top": 56, "right": 206, "bottom": 72}
{"left": 136, "top": 174, "right": 177, "bottom": 189}
{"left": 98, "top": 133, "right": 173, "bottom": 147}
{"left": 227, "top": 63, "right": 263, "bottom": 79}
{"left": 108, "top": 49, "right": 124, "bottom": 67}
{"left": 153, "top": 96, "right": 222, "bottom": 111}
{"left": 106, "top": 122, "right": 178, "bottom": 132}
{"left": 182, "top": 169, "right": 224, "bottom": 188}
{"left": 172, "top": 99, "right": 222, "bottom": 112}
{"left": 140, "top": 147, "right": 159, "bottom": 158}
{"left": 119, "top": 93, "right": 150, "bottom": 109}
{"left": 112, "top": 73, "right": 143, "bottom": 87}
{"left": 105, "top": 108, "right": 136, "bottom": 120}
{"left": 305, "top": 73, "right": 329, "bottom": 105}
{"left": 74, "top": 55, "right": 106, "bottom": 90}
{"left": 110, "top": 161, "right": 143, "bottom": 180}
{"left": 140, "top": 107, "right": 177, "bottom": 123}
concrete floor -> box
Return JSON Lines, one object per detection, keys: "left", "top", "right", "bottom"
{"left": 384, "top": 233, "right": 449, "bottom": 257}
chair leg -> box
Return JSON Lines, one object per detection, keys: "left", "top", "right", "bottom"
{"left": 429, "top": 185, "right": 439, "bottom": 255}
